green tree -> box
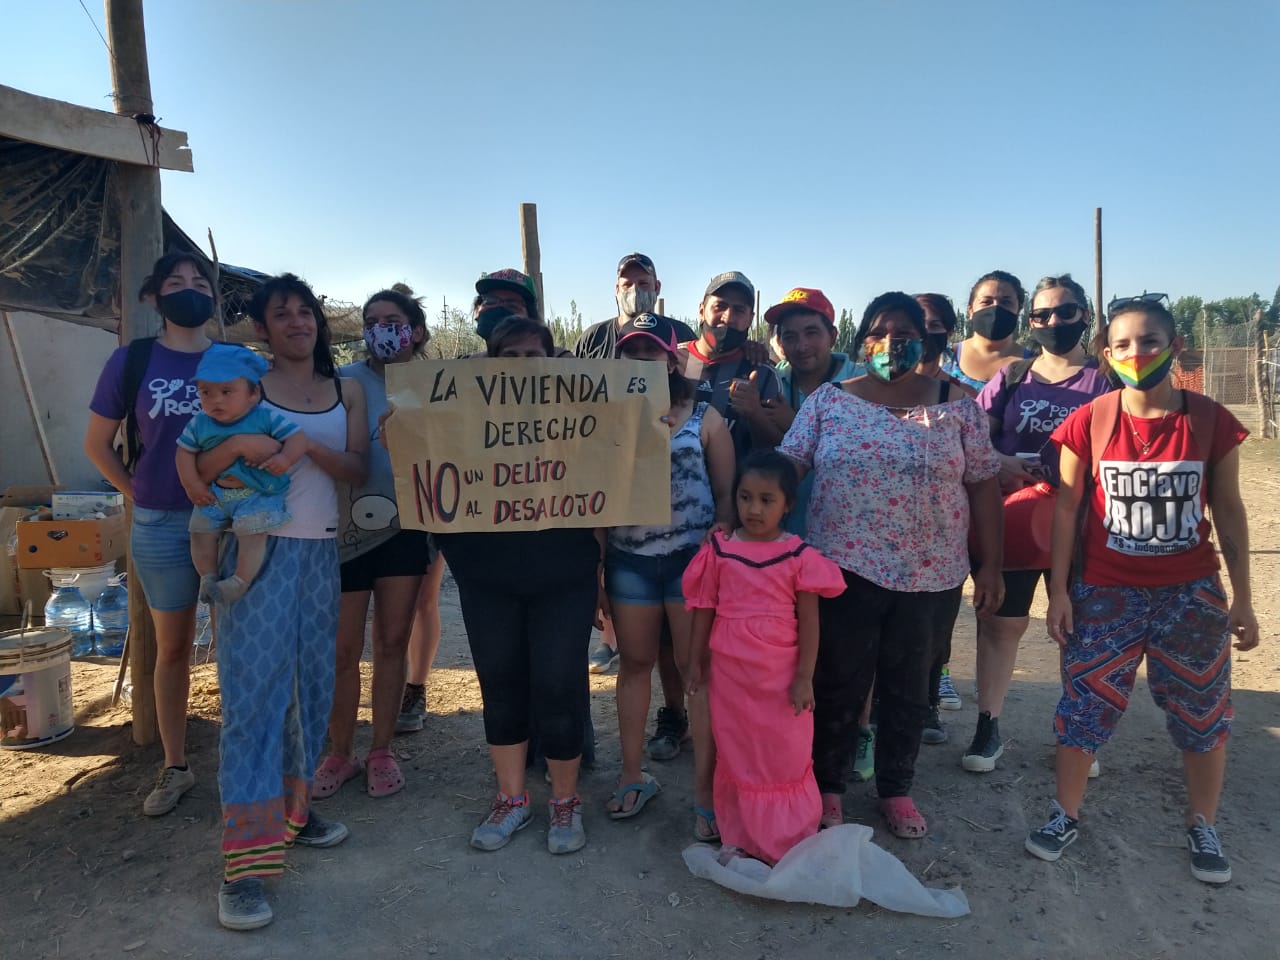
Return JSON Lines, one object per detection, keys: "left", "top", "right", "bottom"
{"left": 834, "top": 308, "right": 856, "bottom": 353}
{"left": 1170, "top": 295, "right": 1204, "bottom": 346}
{"left": 1206, "top": 294, "right": 1267, "bottom": 327}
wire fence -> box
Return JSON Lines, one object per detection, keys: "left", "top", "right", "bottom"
{"left": 1175, "top": 323, "right": 1277, "bottom": 437}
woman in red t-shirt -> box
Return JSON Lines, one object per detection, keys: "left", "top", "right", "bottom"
{"left": 1027, "top": 296, "right": 1259, "bottom": 885}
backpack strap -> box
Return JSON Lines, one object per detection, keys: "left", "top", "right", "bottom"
{"left": 987, "top": 357, "right": 1035, "bottom": 424}
{"left": 1183, "top": 390, "right": 1217, "bottom": 496}
{"left": 122, "top": 336, "right": 157, "bottom": 470}
{"left": 1086, "top": 389, "right": 1122, "bottom": 474}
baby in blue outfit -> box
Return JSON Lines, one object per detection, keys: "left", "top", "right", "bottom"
{"left": 175, "top": 344, "right": 307, "bottom": 603}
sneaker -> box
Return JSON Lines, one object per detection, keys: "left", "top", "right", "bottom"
{"left": 961, "top": 712, "right": 1003, "bottom": 773}
{"left": 1025, "top": 802, "right": 1080, "bottom": 862}
{"left": 218, "top": 877, "right": 272, "bottom": 931}
{"left": 470, "top": 793, "right": 533, "bottom": 851}
{"left": 395, "top": 683, "right": 427, "bottom": 734}
{"left": 547, "top": 795, "right": 586, "bottom": 855}
{"left": 294, "top": 812, "right": 349, "bottom": 848}
{"left": 937, "top": 668, "right": 962, "bottom": 711}
{"left": 1186, "top": 815, "right": 1232, "bottom": 884}
{"left": 143, "top": 764, "right": 196, "bottom": 816}
{"left": 852, "top": 725, "right": 876, "bottom": 782}
{"left": 921, "top": 706, "right": 948, "bottom": 745}
{"left": 646, "top": 706, "right": 688, "bottom": 762}
{"left": 588, "top": 643, "right": 619, "bottom": 675}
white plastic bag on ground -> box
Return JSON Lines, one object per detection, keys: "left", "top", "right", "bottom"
{"left": 682, "top": 823, "right": 969, "bottom": 918}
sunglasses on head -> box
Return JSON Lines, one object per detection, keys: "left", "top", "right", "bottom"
{"left": 1027, "top": 303, "right": 1086, "bottom": 325}
{"left": 1108, "top": 291, "right": 1169, "bottom": 313}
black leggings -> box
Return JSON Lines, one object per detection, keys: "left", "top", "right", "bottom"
{"left": 814, "top": 570, "right": 960, "bottom": 798}
{"left": 454, "top": 573, "right": 596, "bottom": 761}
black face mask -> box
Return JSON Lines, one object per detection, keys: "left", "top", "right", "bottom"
{"left": 700, "top": 322, "right": 747, "bottom": 357}
{"left": 1029, "top": 321, "right": 1086, "bottom": 356}
{"left": 969, "top": 305, "right": 1019, "bottom": 341}
{"left": 476, "top": 306, "right": 515, "bottom": 341}
{"left": 158, "top": 289, "right": 215, "bottom": 329}
{"left": 926, "top": 331, "right": 949, "bottom": 360}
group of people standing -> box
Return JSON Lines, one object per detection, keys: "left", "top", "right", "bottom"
{"left": 85, "top": 250, "right": 1259, "bottom": 931}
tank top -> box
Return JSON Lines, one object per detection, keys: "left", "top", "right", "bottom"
{"left": 336, "top": 361, "right": 400, "bottom": 562}
{"left": 261, "top": 391, "right": 348, "bottom": 540}
{"left": 609, "top": 402, "right": 715, "bottom": 557}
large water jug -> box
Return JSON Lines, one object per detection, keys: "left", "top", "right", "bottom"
{"left": 45, "top": 584, "right": 93, "bottom": 658}
{"left": 93, "top": 575, "right": 129, "bottom": 658}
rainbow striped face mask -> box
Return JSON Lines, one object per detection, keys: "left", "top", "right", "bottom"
{"left": 1111, "top": 346, "right": 1173, "bottom": 390}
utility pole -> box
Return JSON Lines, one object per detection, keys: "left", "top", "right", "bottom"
{"left": 1094, "top": 208, "right": 1103, "bottom": 322}
{"left": 107, "top": 0, "right": 164, "bottom": 746}
{"left": 519, "top": 203, "right": 545, "bottom": 321}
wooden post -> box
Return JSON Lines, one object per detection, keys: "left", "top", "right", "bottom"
{"left": 1254, "top": 309, "right": 1273, "bottom": 438}
{"left": 518, "top": 203, "right": 545, "bottom": 321}
{"left": 107, "top": 0, "right": 164, "bottom": 746}
{"left": 1094, "top": 208, "right": 1103, "bottom": 321}
{"left": 656, "top": 297, "right": 665, "bottom": 316}
{"left": 1264, "top": 329, "right": 1277, "bottom": 439}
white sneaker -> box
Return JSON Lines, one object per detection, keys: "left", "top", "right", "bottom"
{"left": 143, "top": 765, "right": 195, "bottom": 816}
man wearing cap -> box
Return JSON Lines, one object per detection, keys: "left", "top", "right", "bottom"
{"left": 679, "top": 271, "right": 783, "bottom": 459}
{"left": 467, "top": 268, "right": 573, "bottom": 357}
{"left": 574, "top": 254, "right": 697, "bottom": 360}
{"left": 764, "top": 287, "right": 861, "bottom": 534}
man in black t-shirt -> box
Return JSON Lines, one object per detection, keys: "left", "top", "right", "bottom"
{"left": 574, "top": 253, "right": 697, "bottom": 360}
{"left": 678, "top": 271, "right": 784, "bottom": 459}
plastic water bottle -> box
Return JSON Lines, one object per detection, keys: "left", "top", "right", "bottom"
{"left": 45, "top": 584, "right": 93, "bottom": 658}
{"left": 93, "top": 575, "right": 129, "bottom": 658}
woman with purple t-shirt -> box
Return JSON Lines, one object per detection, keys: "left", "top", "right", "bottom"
{"left": 86, "top": 252, "right": 225, "bottom": 817}
{"left": 961, "top": 274, "right": 1114, "bottom": 775}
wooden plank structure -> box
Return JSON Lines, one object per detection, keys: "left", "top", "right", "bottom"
{"left": 0, "top": 0, "right": 192, "bottom": 744}
{"left": 0, "top": 83, "right": 192, "bottom": 172}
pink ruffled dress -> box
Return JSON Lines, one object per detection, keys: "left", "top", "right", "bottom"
{"left": 682, "top": 532, "right": 846, "bottom": 863}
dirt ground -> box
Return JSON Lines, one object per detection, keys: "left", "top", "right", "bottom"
{"left": 1, "top": 441, "right": 1277, "bottom": 960}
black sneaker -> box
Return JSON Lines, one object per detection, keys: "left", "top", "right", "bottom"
{"left": 395, "top": 682, "right": 427, "bottom": 734}
{"left": 1025, "top": 802, "right": 1079, "bottom": 862}
{"left": 646, "top": 706, "right": 688, "bottom": 762}
{"left": 961, "top": 711, "right": 1003, "bottom": 772}
{"left": 921, "top": 706, "right": 948, "bottom": 745}
{"left": 1186, "top": 815, "right": 1232, "bottom": 884}
{"left": 295, "top": 812, "right": 349, "bottom": 848}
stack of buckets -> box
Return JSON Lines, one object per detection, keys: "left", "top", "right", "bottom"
{"left": 0, "top": 561, "right": 116, "bottom": 750}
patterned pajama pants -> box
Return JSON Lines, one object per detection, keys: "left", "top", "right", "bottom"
{"left": 215, "top": 536, "right": 339, "bottom": 881}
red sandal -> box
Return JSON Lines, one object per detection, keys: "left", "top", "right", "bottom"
{"left": 880, "top": 796, "right": 928, "bottom": 838}
{"left": 366, "top": 748, "right": 405, "bottom": 798}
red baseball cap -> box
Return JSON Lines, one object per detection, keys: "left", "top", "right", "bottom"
{"left": 764, "top": 287, "right": 835, "bottom": 327}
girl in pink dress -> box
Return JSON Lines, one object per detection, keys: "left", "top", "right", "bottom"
{"left": 683, "top": 452, "right": 846, "bottom": 864}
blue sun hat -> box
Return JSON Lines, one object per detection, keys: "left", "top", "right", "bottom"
{"left": 194, "top": 343, "right": 270, "bottom": 384}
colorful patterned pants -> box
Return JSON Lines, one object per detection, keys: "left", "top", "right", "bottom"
{"left": 1055, "top": 575, "right": 1232, "bottom": 754}
{"left": 215, "top": 536, "right": 339, "bottom": 881}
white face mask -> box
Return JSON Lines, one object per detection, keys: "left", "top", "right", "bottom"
{"left": 617, "top": 287, "right": 658, "bottom": 319}
{"left": 363, "top": 322, "right": 413, "bottom": 361}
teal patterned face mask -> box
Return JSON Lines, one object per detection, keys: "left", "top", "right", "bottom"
{"left": 864, "top": 337, "right": 923, "bottom": 381}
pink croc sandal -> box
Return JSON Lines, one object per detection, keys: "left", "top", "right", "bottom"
{"left": 880, "top": 796, "right": 928, "bottom": 838}
{"left": 366, "top": 748, "right": 405, "bottom": 798}
{"left": 313, "top": 754, "right": 362, "bottom": 800}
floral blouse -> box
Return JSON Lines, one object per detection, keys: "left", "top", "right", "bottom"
{"left": 778, "top": 383, "right": 1000, "bottom": 592}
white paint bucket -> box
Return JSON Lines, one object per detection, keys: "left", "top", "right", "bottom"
{"left": 0, "top": 626, "right": 74, "bottom": 749}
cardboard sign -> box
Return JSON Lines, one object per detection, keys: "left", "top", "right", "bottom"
{"left": 385, "top": 358, "right": 672, "bottom": 533}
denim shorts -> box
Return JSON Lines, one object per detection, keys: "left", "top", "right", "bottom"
{"left": 605, "top": 545, "right": 698, "bottom": 606}
{"left": 189, "top": 487, "right": 290, "bottom": 536}
{"left": 131, "top": 506, "right": 201, "bottom": 612}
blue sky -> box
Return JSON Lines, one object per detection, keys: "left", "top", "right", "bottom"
{"left": 4, "top": 1, "right": 1278, "bottom": 326}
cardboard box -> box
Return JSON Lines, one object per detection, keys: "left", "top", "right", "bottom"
{"left": 52, "top": 491, "right": 126, "bottom": 520}
{"left": 15, "top": 513, "right": 128, "bottom": 569}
